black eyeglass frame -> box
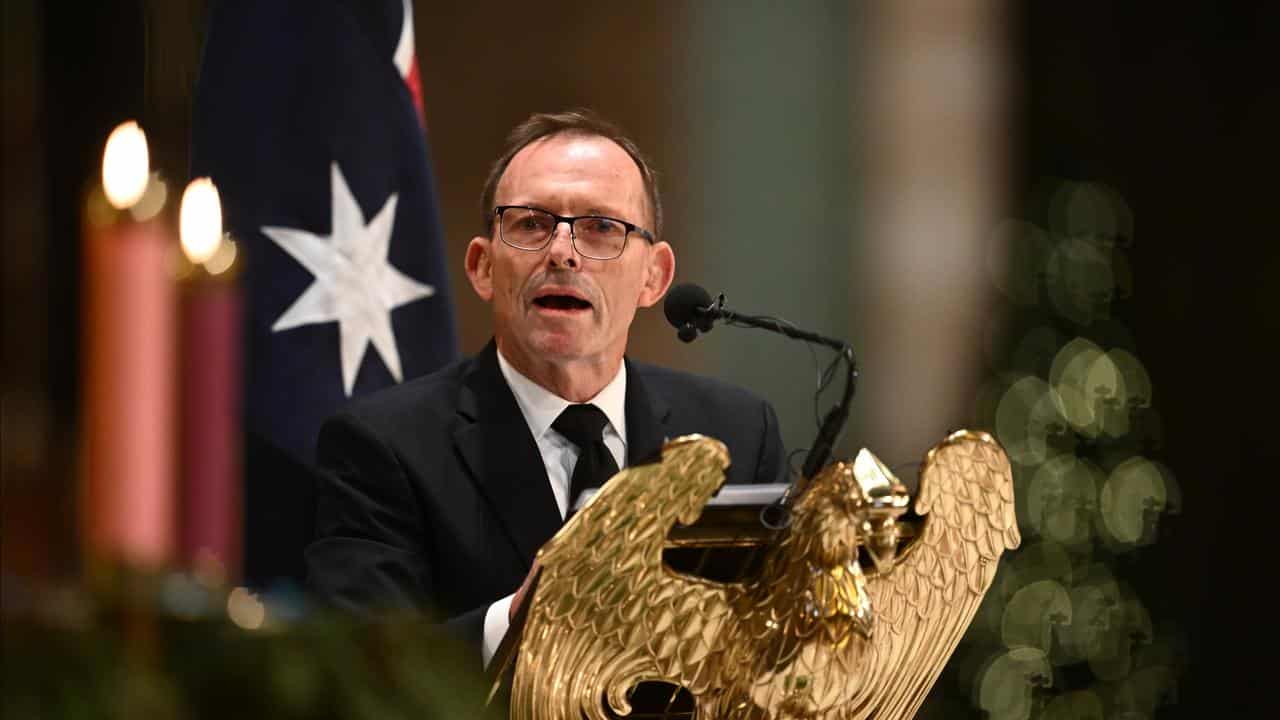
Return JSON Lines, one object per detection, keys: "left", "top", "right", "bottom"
{"left": 492, "top": 205, "right": 656, "bottom": 261}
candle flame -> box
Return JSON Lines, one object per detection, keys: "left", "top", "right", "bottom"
{"left": 180, "top": 178, "right": 223, "bottom": 264}
{"left": 102, "top": 121, "right": 150, "bottom": 209}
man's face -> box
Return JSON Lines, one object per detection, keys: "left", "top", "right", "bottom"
{"left": 465, "top": 134, "right": 674, "bottom": 370}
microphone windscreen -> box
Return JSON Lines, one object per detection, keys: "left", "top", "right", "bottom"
{"left": 663, "top": 283, "right": 713, "bottom": 329}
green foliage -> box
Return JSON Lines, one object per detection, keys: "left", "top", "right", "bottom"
{"left": 2, "top": 573, "right": 498, "bottom": 720}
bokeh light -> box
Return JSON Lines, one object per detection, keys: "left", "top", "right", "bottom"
{"left": 1064, "top": 182, "right": 1120, "bottom": 244}
{"left": 1048, "top": 181, "right": 1130, "bottom": 246}
{"left": 997, "top": 376, "right": 1072, "bottom": 465}
{"left": 1001, "top": 579, "right": 1071, "bottom": 652}
{"left": 226, "top": 587, "right": 266, "bottom": 630}
{"left": 965, "top": 179, "right": 1178, "bottom": 716}
{"left": 204, "top": 237, "right": 238, "bottom": 275}
{"left": 1049, "top": 338, "right": 1106, "bottom": 436}
{"left": 1041, "top": 690, "right": 1103, "bottom": 720}
{"left": 1084, "top": 350, "right": 1126, "bottom": 438}
{"left": 1046, "top": 238, "right": 1114, "bottom": 326}
{"left": 1100, "top": 457, "right": 1167, "bottom": 546}
{"left": 976, "top": 646, "right": 1052, "bottom": 720}
{"left": 1087, "top": 584, "right": 1152, "bottom": 682}
{"left": 128, "top": 173, "right": 168, "bottom": 223}
{"left": 1010, "top": 541, "right": 1074, "bottom": 588}
{"left": 1108, "top": 349, "right": 1152, "bottom": 414}
{"left": 1026, "top": 455, "right": 1101, "bottom": 547}
{"left": 1062, "top": 565, "right": 1121, "bottom": 664}
{"left": 1154, "top": 461, "right": 1180, "bottom": 518}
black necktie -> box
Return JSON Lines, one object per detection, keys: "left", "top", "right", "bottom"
{"left": 552, "top": 403, "right": 619, "bottom": 510}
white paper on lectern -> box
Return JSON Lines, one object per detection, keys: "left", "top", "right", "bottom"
{"left": 572, "top": 482, "right": 790, "bottom": 513}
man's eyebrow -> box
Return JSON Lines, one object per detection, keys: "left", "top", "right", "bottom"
{"left": 584, "top": 207, "right": 629, "bottom": 220}
{"left": 504, "top": 201, "right": 635, "bottom": 222}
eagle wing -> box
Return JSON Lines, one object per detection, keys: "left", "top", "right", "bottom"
{"left": 510, "top": 435, "right": 745, "bottom": 720}
{"left": 849, "top": 430, "right": 1021, "bottom": 719}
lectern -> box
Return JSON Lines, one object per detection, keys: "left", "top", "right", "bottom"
{"left": 488, "top": 430, "right": 1019, "bottom": 720}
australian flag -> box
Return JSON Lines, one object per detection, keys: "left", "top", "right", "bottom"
{"left": 191, "top": 0, "right": 457, "bottom": 588}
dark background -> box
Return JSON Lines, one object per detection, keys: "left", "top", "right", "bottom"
{"left": 4, "top": 1, "right": 1277, "bottom": 716}
{"left": 1018, "top": 3, "right": 1278, "bottom": 712}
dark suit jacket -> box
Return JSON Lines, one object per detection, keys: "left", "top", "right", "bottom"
{"left": 305, "top": 341, "right": 785, "bottom": 667}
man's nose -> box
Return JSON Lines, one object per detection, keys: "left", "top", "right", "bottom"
{"left": 545, "top": 220, "right": 579, "bottom": 269}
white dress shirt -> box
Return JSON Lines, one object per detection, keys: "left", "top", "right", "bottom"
{"left": 481, "top": 349, "right": 628, "bottom": 666}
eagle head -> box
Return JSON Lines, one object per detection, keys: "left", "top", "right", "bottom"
{"left": 790, "top": 449, "right": 911, "bottom": 576}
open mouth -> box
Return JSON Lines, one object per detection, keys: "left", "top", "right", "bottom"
{"left": 533, "top": 294, "right": 592, "bottom": 311}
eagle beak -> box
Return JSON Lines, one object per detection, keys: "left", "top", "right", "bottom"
{"left": 852, "top": 449, "right": 911, "bottom": 576}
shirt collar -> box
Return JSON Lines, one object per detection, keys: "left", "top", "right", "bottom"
{"left": 496, "top": 347, "right": 628, "bottom": 443}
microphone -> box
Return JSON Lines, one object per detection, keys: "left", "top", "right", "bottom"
{"left": 663, "top": 283, "right": 717, "bottom": 342}
{"left": 661, "top": 283, "right": 860, "bottom": 509}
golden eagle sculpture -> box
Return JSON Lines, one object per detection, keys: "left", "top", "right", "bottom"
{"left": 508, "top": 430, "right": 1020, "bottom": 720}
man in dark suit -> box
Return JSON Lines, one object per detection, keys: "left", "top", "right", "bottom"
{"left": 306, "top": 110, "right": 785, "bottom": 669}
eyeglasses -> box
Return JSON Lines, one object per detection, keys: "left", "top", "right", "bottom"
{"left": 493, "top": 205, "right": 655, "bottom": 261}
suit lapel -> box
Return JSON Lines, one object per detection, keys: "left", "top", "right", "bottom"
{"left": 453, "top": 341, "right": 562, "bottom": 564}
{"left": 624, "top": 359, "right": 672, "bottom": 467}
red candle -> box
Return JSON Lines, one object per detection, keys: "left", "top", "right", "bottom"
{"left": 177, "top": 179, "right": 242, "bottom": 582}
{"left": 81, "top": 121, "right": 177, "bottom": 570}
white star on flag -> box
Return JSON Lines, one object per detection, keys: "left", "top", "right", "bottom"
{"left": 263, "top": 162, "right": 435, "bottom": 396}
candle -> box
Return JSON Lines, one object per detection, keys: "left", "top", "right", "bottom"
{"left": 178, "top": 178, "right": 243, "bottom": 583}
{"left": 81, "top": 121, "right": 177, "bottom": 570}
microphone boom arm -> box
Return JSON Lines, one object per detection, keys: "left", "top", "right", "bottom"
{"left": 696, "top": 303, "right": 859, "bottom": 488}
{"left": 713, "top": 306, "right": 848, "bottom": 353}
{"left": 665, "top": 284, "right": 861, "bottom": 523}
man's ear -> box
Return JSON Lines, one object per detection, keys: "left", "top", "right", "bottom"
{"left": 464, "top": 236, "right": 495, "bottom": 302}
{"left": 636, "top": 241, "right": 675, "bottom": 308}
